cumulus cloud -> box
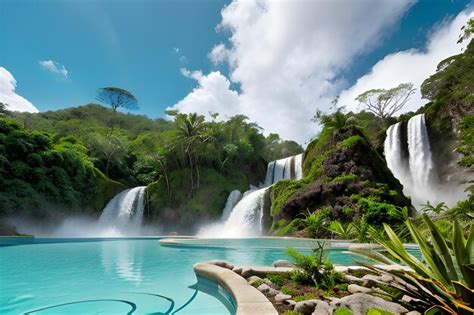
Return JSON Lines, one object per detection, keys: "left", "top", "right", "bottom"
{"left": 39, "top": 60, "right": 69, "bottom": 79}
{"left": 173, "top": 71, "right": 240, "bottom": 118}
{"left": 339, "top": 9, "right": 474, "bottom": 113}
{"left": 0, "top": 67, "right": 39, "bottom": 113}
{"left": 169, "top": 0, "right": 415, "bottom": 144}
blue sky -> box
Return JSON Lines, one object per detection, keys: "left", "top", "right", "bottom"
{"left": 0, "top": 0, "right": 472, "bottom": 142}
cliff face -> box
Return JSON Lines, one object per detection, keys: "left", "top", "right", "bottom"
{"left": 269, "top": 127, "right": 411, "bottom": 237}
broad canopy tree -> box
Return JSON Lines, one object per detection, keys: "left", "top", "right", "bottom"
{"left": 355, "top": 83, "right": 415, "bottom": 123}
{"left": 95, "top": 87, "right": 138, "bottom": 136}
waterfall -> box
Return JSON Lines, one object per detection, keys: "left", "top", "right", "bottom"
{"left": 384, "top": 122, "right": 412, "bottom": 193}
{"left": 384, "top": 114, "right": 466, "bottom": 209}
{"left": 221, "top": 190, "right": 243, "bottom": 220}
{"left": 98, "top": 186, "right": 147, "bottom": 234}
{"left": 407, "top": 114, "right": 435, "bottom": 189}
{"left": 265, "top": 153, "right": 303, "bottom": 186}
{"left": 198, "top": 153, "right": 302, "bottom": 238}
{"left": 198, "top": 188, "right": 269, "bottom": 238}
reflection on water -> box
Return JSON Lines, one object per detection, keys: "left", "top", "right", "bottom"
{"left": 101, "top": 241, "right": 144, "bottom": 283}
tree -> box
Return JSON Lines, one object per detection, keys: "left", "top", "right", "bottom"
{"left": 95, "top": 87, "right": 138, "bottom": 136}
{"left": 0, "top": 103, "right": 7, "bottom": 116}
{"left": 175, "top": 113, "right": 207, "bottom": 196}
{"left": 457, "top": 17, "right": 474, "bottom": 44}
{"left": 355, "top": 83, "right": 415, "bottom": 123}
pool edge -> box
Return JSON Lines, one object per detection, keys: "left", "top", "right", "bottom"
{"left": 193, "top": 262, "right": 278, "bottom": 315}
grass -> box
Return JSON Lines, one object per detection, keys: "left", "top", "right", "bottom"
{"left": 292, "top": 292, "right": 319, "bottom": 302}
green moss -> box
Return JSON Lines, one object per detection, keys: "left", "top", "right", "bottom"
{"left": 281, "top": 311, "right": 302, "bottom": 315}
{"left": 366, "top": 308, "right": 394, "bottom": 315}
{"left": 266, "top": 273, "right": 288, "bottom": 286}
{"left": 331, "top": 173, "right": 359, "bottom": 183}
{"left": 334, "top": 307, "right": 353, "bottom": 315}
{"left": 280, "top": 287, "right": 299, "bottom": 296}
{"left": 293, "top": 292, "right": 319, "bottom": 302}
{"left": 271, "top": 179, "right": 304, "bottom": 217}
{"left": 340, "top": 135, "right": 365, "bottom": 148}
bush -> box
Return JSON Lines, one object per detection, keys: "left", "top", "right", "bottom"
{"left": 286, "top": 242, "right": 344, "bottom": 290}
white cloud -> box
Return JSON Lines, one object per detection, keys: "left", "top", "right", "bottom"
{"left": 169, "top": 0, "right": 415, "bottom": 144}
{"left": 39, "top": 60, "right": 69, "bottom": 79}
{"left": 209, "top": 43, "right": 229, "bottom": 64}
{"left": 0, "top": 67, "right": 39, "bottom": 113}
{"left": 339, "top": 9, "right": 474, "bottom": 114}
{"left": 172, "top": 71, "right": 240, "bottom": 118}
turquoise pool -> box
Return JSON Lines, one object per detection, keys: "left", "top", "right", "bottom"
{"left": 0, "top": 238, "right": 375, "bottom": 314}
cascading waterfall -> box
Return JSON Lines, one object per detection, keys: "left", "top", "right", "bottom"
{"left": 199, "top": 153, "right": 303, "bottom": 238}
{"left": 384, "top": 114, "right": 466, "bottom": 209}
{"left": 221, "top": 190, "right": 243, "bottom": 220}
{"left": 384, "top": 122, "right": 413, "bottom": 193}
{"left": 407, "top": 114, "right": 435, "bottom": 189}
{"left": 98, "top": 186, "right": 147, "bottom": 234}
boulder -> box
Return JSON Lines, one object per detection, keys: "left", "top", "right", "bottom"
{"left": 380, "top": 274, "right": 394, "bottom": 283}
{"left": 336, "top": 293, "right": 408, "bottom": 315}
{"left": 232, "top": 267, "right": 243, "bottom": 275}
{"left": 344, "top": 275, "right": 364, "bottom": 283}
{"left": 207, "top": 260, "right": 234, "bottom": 270}
{"left": 347, "top": 284, "right": 371, "bottom": 294}
{"left": 275, "top": 293, "right": 292, "bottom": 302}
{"left": 294, "top": 299, "right": 318, "bottom": 314}
{"left": 257, "top": 283, "right": 271, "bottom": 293}
{"left": 247, "top": 276, "right": 262, "bottom": 286}
{"left": 312, "top": 300, "right": 332, "bottom": 315}
{"left": 256, "top": 284, "right": 279, "bottom": 297}
{"left": 272, "top": 260, "right": 295, "bottom": 268}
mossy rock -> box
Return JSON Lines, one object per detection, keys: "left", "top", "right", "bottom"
{"left": 270, "top": 127, "right": 411, "bottom": 236}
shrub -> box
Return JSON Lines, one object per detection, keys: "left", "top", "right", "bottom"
{"left": 286, "top": 242, "right": 344, "bottom": 290}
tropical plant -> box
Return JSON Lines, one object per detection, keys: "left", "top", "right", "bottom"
{"left": 420, "top": 201, "right": 448, "bottom": 214}
{"left": 286, "top": 242, "right": 343, "bottom": 290}
{"left": 351, "top": 214, "right": 474, "bottom": 314}
{"left": 328, "top": 220, "right": 356, "bottom": 239}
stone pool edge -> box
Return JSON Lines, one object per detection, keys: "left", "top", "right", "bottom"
{"left": 194, "top": 262, "right": 278, "bottom": 315}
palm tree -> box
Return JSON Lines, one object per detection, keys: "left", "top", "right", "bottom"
{"left": 176, "top": 113, "right": 207, "bottom": 196}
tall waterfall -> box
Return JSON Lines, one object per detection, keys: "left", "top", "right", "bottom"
{"left": 199, "top": 153, "right": 303, "bottom": 238}
{"left": 98, "top": 186, "right": 147, "bottom": 234}
{"left": 384, "top": 114, "right": 466, "bottom": 209}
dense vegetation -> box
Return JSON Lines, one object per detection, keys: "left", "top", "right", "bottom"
{"left": 2, "top": 104, "right": 302, "bottom": 231}
{"left": 0, "top": 118, "right": 124, "bottom": 220}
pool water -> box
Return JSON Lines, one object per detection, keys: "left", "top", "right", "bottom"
{"left": 0, "top": 238, "right": 370, "bottom": 314}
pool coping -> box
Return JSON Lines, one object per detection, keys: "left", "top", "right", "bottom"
{"left": 194, "top": 262, "right": 278, "bottom": 315}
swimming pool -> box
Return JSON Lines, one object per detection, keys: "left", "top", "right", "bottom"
{"left": 0, "top": 238, "right": 396, "bottom": 314}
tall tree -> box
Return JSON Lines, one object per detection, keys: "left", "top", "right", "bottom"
{"left": 175, "top": 113, "right": 207, "bottom": 196}
{"left": 355, "top": 83, "right": 415, "bottom": 123}
{"left": 95, "top": 87, "right": 138, "bottom": 136}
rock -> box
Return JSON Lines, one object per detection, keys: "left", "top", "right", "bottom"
{"left": 339, "top": 293, "right": 408, "bottom": 314}
{"left": 361, "top": 274, "right": 380, "bottom": 287}
{"left": 262, "top": 278, "right": 273, "bottom": 286}
{"left": 294, "top": 299, "right": 318, "bottom": 314}
{"left": 241, "top": 268, "right": 254, "bottom": 278}
{"left": 285, "top": 299, "right": 297, "bottom": 308}
{"left": 406, "top": 312, "right": 421, "bottom": 315}
{"left": 272, "top": 260, "right": 295, "bottom": 268}
{"left": 347, "top": 284, "right": 371, "bottom": 294}
{"left": 267, "top": 288, "right": 280, "bottom": 297}
{"left": 207, "top": 260, "right": 234, "bottom": 270}
{"left": 312, "top": 300, "right": 332, "bottom": 315}
{"left": 247, "top": 276, "right": 262, "bottom": 286}
{"left": 344, "top": 275, "right": 364, "bottom": 283}
{"left": 232, "top": 267, "right": 242, "bottom": 275}
{"left": 380, "top": 274, "right": 393, "bottom": 282}
{"left": 275, "top": 293, "right": 292, "bottom": 302}
{"left": 257, "top": 283, "right": 271, "bottom": 293}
